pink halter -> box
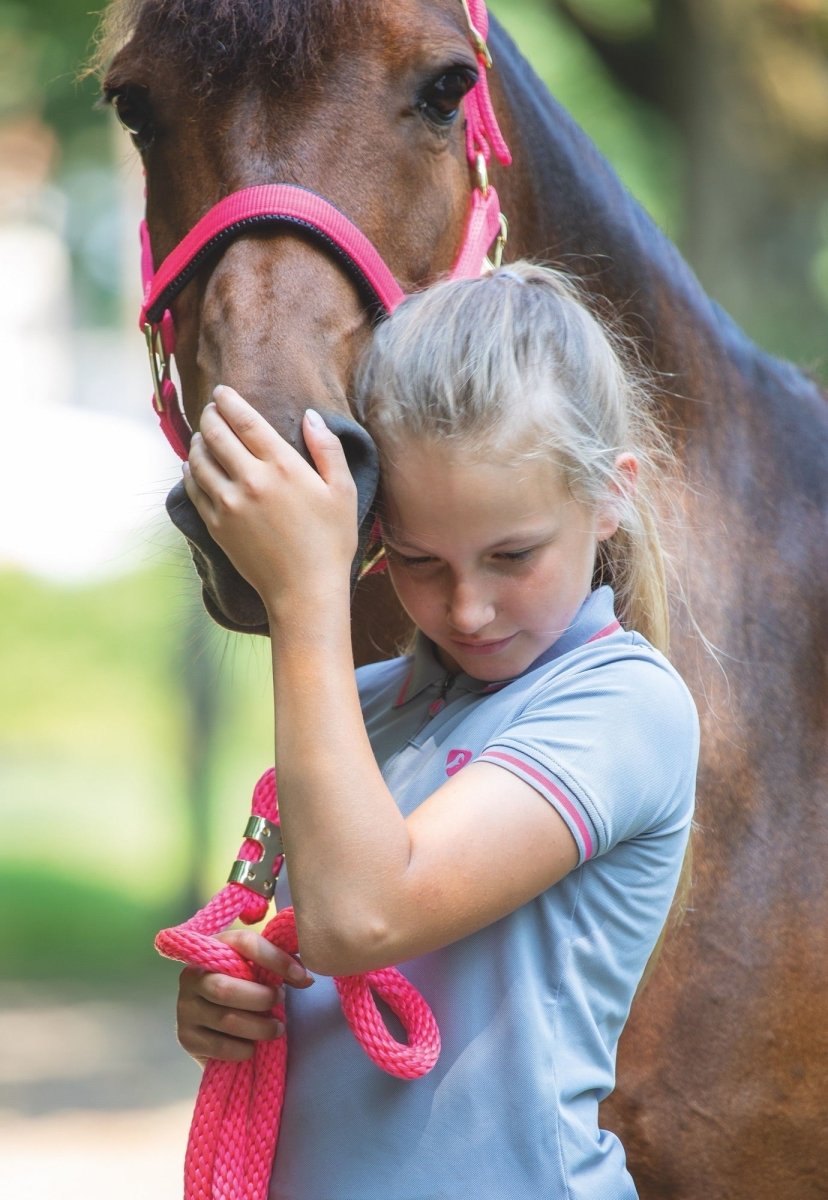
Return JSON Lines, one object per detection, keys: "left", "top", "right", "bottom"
{"left": 138, "top": 0, "right": 511, "bottom": 460}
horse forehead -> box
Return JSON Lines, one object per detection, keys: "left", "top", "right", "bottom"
{"left": 104, "top": 0, "right": 470, "bottom": 88}
{"left": 372, "top": 0, "right": 476, "bottom": 61}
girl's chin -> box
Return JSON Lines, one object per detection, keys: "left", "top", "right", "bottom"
{"left": 437, "top": 634, "right": 532, "bottom": 679}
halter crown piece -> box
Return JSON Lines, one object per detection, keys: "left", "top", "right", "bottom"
{"left": 138, "top": 0, "right": 511, "bottom": 460}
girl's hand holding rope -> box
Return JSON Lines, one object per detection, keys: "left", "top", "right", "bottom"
{"left": 176, "top": 928, "right": 315, "bottom": 1070}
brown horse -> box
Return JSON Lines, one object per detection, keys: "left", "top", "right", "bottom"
{"left": 97, "top": 1, "right": 828, "bottom": 1196}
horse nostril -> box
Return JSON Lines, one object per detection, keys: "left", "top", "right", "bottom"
{"left": 311, "top": 411, "right": 379, "bottom": 528}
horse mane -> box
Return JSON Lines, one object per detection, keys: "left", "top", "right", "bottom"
{"left": 93, "top": 0, "right": 377, "bottom": 88}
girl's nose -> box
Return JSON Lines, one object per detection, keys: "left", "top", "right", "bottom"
{"left": 446, "top": 580, "right": 495, "bottom": 635}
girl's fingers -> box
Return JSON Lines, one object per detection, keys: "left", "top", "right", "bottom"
{"left": 177, "top": 968, "right": 286, "bottom": 1065}
{"left": 216, "top": 928, "right": 316, "bottom": 988}
{"left": 181, "top": 460, "right": 205, "bottom": 510}
{"left": 212, "top": 385, "right": 282, "bottom": 459}
{"left": 184, "top": 1031, "right": 256, "bottom": 1066}
{"left": 196, "top": 996, "right": 284, "bottom": 1043}
{"left": 196, "top": 971, "right": 284, "bottom": 1014}
{"left": 176, "top": 1003, "right": 283, "bottom": 1065}
{"left": 196, "top": 404, "right": 251, "bottom": 478}
{"left": 303, "top": 409, "right": 355, "bottom": 491}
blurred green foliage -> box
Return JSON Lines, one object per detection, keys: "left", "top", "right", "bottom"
{"left": 0, "top": 0, "right": 99, "bottom": 131}
{"left": 0, "top": 562, "right": 273, "bottom": 980}
{"left": 1, "top": 0, "right": 119, "bottom": 325}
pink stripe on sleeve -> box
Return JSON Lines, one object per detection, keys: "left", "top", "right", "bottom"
{"left": 479, "top": 749, "right": 594, "bottom": 859}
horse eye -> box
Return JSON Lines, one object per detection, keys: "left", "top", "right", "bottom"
{"left": 111, "top": 87, "right": 154, "bottom": 150}
{"left": 418, "top": 68, "right": 478, "bottom": 128}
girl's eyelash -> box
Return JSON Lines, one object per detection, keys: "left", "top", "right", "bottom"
{"left": 386, "top": 547, "right": 536, "bottom": 567}
{"left": 386, "top": 547, "right": 434, "bottom": 567}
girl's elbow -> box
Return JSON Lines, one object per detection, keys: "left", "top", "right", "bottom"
{"left": 294, "top": 906, "right": 398, "bottom": 977}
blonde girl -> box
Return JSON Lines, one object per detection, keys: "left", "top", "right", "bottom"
{"left": 177, "top": 261, "right": 698, "bottom": 1199}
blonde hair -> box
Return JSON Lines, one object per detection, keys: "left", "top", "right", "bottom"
{"left": 355, "top": 261, "right": 674, "bottom": 653}
{"left": 356, "top": 261, "right": 692, "bottom": 981}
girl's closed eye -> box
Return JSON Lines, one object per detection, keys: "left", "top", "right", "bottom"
{"left": 385, "top": 546, "right": 438, "bottom": 569}
{"left": 493, "top": 547, "right": 536, "bottom": 564}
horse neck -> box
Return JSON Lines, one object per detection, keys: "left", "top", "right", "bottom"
{"left": 489, "top": 23, "right": 828, "bottom": 590}
{"left": 488, "top": 21, "right": 809, "bottom": 422}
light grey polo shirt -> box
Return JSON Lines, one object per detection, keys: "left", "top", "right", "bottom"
{"left": 269, "top": 587, "right": 698, "bottom": 1200}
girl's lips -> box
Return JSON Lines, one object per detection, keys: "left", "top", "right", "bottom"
{"left": 449, "top": 634, "right": 516, "bottom": 656}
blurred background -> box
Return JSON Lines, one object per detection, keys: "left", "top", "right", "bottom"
{"left": 2, "top": 0, "right": 827, "bottom": 1195}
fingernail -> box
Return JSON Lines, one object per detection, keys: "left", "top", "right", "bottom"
{"left": 304, "top": 408, "right": 325, "bottom": 430}
{"left": 275, "top": 1020, "right": 285, "bottom": 1038}
{"left": 287, "top": 961, "right": 313, "bottom": 985}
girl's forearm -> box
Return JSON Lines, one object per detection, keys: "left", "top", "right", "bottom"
{"left": 267, "top": 593, "right": 413, "bottom": 976}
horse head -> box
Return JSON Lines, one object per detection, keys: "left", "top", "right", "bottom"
{"left": 101, "top": 0, "right": 508, "bottom": 633}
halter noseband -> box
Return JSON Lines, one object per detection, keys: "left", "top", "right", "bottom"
{"left": 137, "top": 0, "right": 511, "bottom": 461}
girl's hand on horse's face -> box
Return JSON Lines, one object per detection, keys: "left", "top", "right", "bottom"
{"left": 175, "top": 928, "right": 315, "bottom": 1068}
{"left": 182, "top": 385, "right": 358, "bottom": 616}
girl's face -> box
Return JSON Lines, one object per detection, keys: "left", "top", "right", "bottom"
{"left": 381, "top": 438, "right": 625, "bottom": 681}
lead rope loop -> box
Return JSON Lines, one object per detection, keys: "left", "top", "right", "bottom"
{"left": 155, "top": 768, "right": 441, "bottom": 1200}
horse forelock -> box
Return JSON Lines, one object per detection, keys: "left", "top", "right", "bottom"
{"left": 95, "top": 0, "right": 380, "bottom": 89}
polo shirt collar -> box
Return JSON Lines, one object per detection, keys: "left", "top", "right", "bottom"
{"left": 394, "top": 586, "right": 620, "bottom": 708}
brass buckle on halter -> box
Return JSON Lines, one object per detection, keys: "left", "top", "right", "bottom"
{"left": 460, "top": 0, "right": 493, "bottom": 67}
{"left": 475, "top": 153, "right": 490, "bottom": 198}
{"left": 490, "top": 212, "right": 508, "bottom": 270}
{"left": 143, "top": 321, "right": 169, "bottom": 415}
{"left": 228, "top": 815, "right": 284, "bottom": 898}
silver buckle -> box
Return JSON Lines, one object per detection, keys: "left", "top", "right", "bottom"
{"left": 228, "top": 815, "right": 284, "bottom": 898}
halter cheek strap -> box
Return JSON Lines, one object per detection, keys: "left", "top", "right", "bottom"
{"left": 138, "top": 0, "right": 511, "bottom": 461}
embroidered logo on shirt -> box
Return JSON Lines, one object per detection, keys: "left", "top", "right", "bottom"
{"left": 446, "top": 748, "right": 473, "bottom": 776}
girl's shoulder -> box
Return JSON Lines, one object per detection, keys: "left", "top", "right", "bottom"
{"left": 483, "top": 633, "right": 699, "bottom": 856}
{"left": 517, "top": 627, "right": 697, "bottom": 733}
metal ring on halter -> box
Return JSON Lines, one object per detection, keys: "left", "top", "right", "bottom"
{"left": 460, "top": 0, "right": 493, "bottom": 67}
{"left": 485, "top": 212, "right": 508, "bottom": 271}
{"left": 475, "top": 153, "right": 489, "bottom": 197}
{"left": 143, "top": 321, "right": 169, "bottom": 415}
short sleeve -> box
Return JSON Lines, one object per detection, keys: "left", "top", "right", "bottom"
{"left": 478, "top": 649, "right": 699, "bottom": 864}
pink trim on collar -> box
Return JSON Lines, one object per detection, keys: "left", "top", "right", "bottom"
{"left": 394, "top": 671, "right": 414, "bottom": 708}
{"left": 586, "top": 620, "right": 622, "bottom": 643}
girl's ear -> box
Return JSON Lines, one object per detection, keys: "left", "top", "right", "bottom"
{"left": 596, "top": 452, "right": 639, "bottom": 542}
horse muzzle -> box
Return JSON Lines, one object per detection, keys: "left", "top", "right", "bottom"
{"left": 166, "top": 410, "right": 380, "bottom": 635}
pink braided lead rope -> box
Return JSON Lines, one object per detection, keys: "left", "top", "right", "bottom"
{"left": 155, "top": 768, "right": 441, "bottom": 1200}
